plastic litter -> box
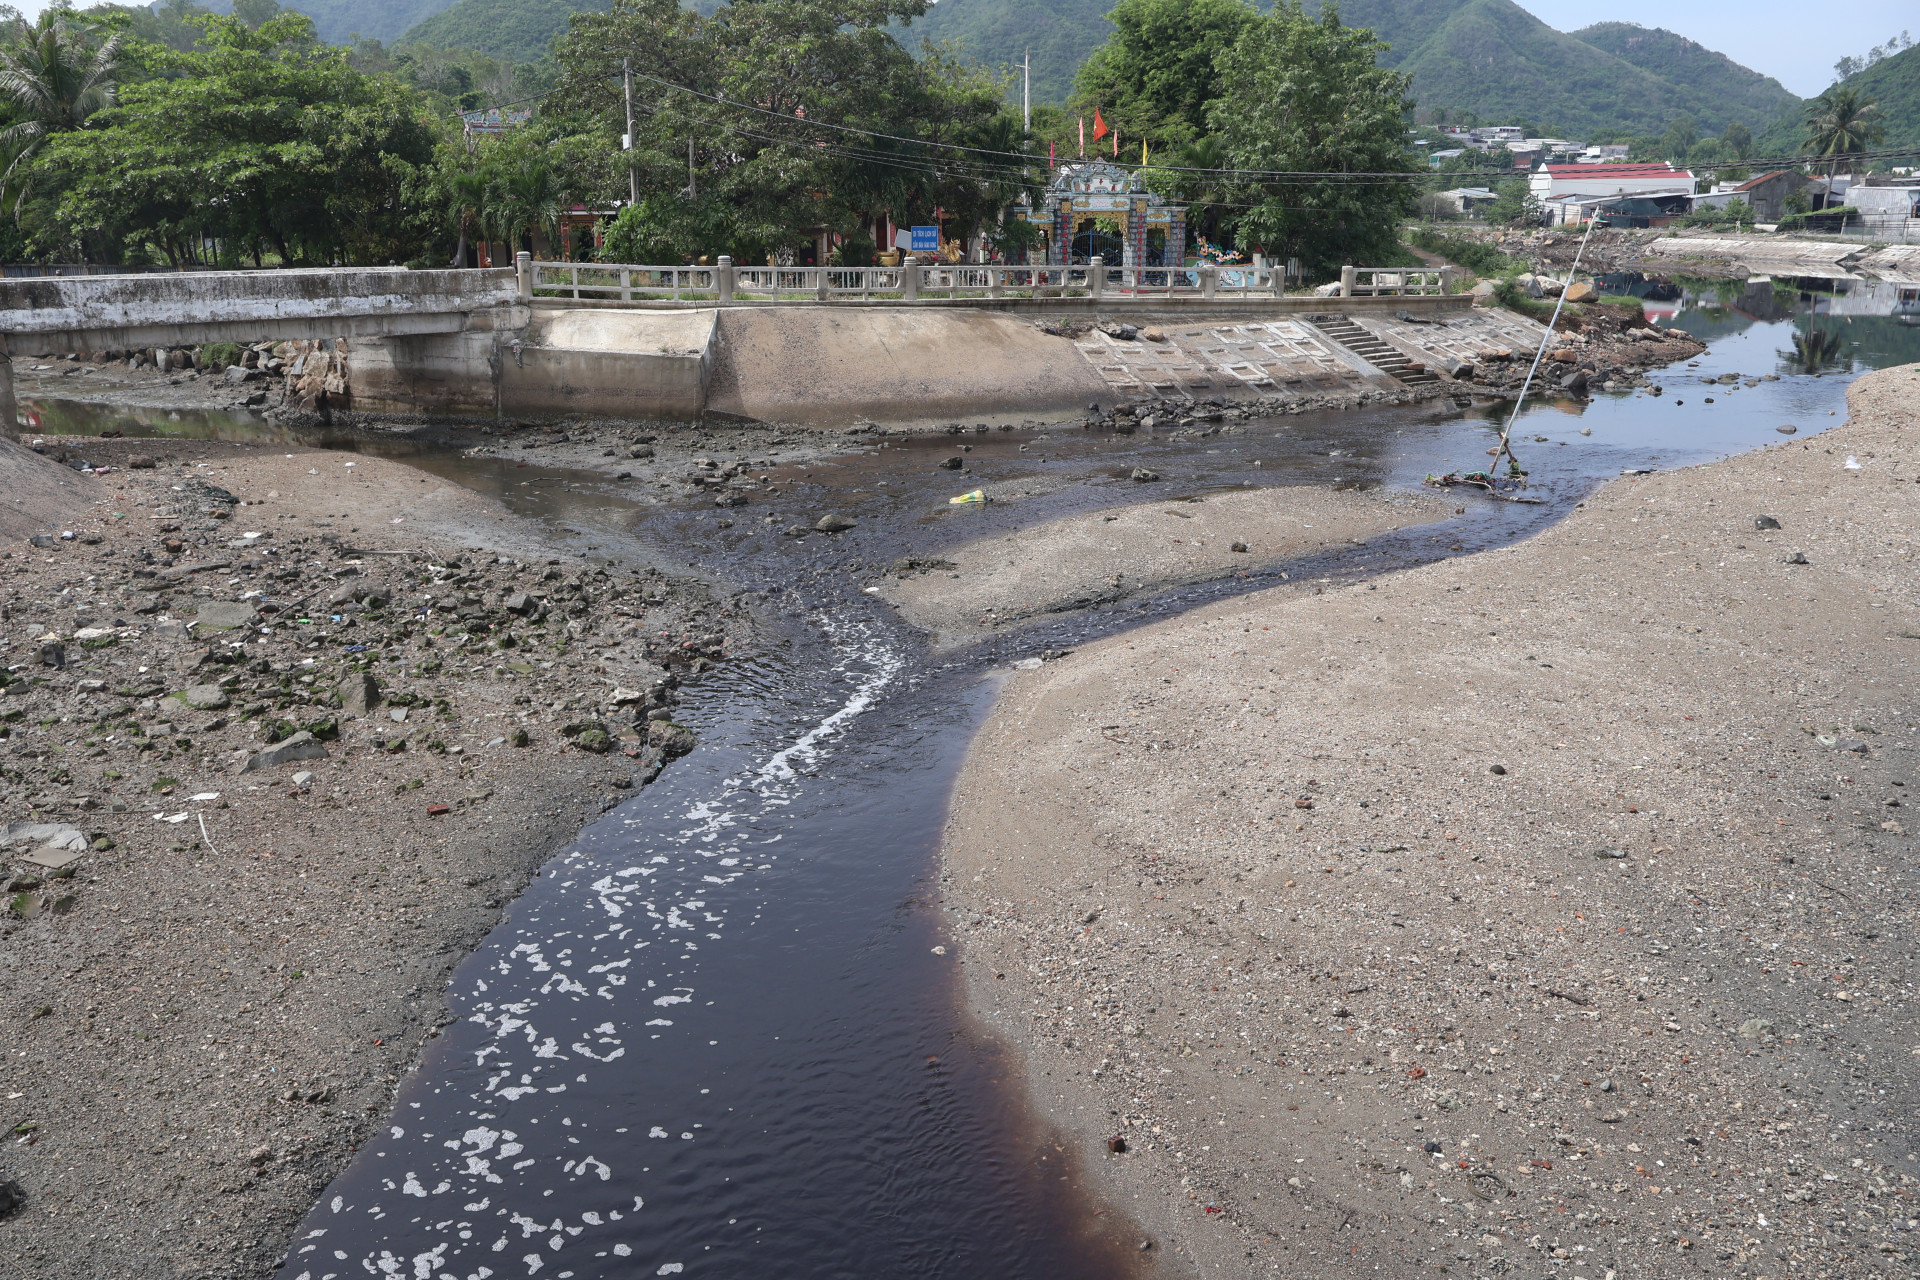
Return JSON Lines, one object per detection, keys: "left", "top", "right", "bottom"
{"left": 948, "top": 489, "right": 986, "bottom": 505}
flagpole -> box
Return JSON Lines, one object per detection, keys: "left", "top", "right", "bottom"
{"left": 1078, "top": 118, "right": 1084, "bottom": 158}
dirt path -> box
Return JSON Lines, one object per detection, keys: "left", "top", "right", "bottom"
{"left": 941, "top": 363, "right": 1920, "bottom": 1278}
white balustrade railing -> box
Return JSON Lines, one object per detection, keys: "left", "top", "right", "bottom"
{"left": 525, "top": 256, "right": 1441, "bottom": 304}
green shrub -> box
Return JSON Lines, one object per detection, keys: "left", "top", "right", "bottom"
{"left": 1408, "top": 227, "right": 1523, "bottom": 278}
{"left": 200, "top": 342, "right": 242, "bottom": 370}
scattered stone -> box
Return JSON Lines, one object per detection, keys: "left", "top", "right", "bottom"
{"left": 1230, "top": 542, "right": 1248, "bottom": 553}
{"left": 337, "top": 673, "right": 381, "bottom": 717}
{"left": 1776, "top": 424, "right": 1797, "bottom": 434}
{"left": 1738, "top": 1018, "right": 1776, "bottom": 1040}
{"left": 1130, "top": 468, "right": 1160, "bottom": 483}
{"left": 1489, "top": 764, "right": 1507, "bottom": 775}
{"left": 1783, "top": 551, "right": 1809, "bottom": 565}
{"left": 814, "top": 512, "right": 857, "bottom": 533}
{"left": 1754, "top": 515, "right": 1782, "bottom": 530}
{"left": 192, "top": 601, "right": 258, "bottom": 631}
{"left": 782, "top": 524, "right": 810, "bottom": 538}
{"left": 242, "top": 731, "right": 329, "bottom": 773}
{"left": 1593, "top": 847, "right": 1628, "bottom": 859}
{"left": 176, "top": 684, "right": 231, "bottom": 711}
{"left": 647, "top": 721, "right": 697, "bottom": 759}
{"left": 940, "top": 457, "right": 964, "bottom": 470}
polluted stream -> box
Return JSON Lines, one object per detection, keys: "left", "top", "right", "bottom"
{"left": 28, "top": 297, "right": 1895, "bottom": 1279}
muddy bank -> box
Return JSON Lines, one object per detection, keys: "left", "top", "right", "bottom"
{"left": 881, "top": 483, "right": 1454, "bottom": 648}
{"left": 0, "top": 439, "right": 755, "bottom": 1279}
{"left": 940, "top": 364, "right": 1920, "bottom": 1277}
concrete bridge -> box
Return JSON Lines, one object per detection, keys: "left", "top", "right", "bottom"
{"left": 0, "top": 257, "right": 1519, "bottom": 432}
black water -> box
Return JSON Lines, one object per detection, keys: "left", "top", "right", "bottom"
{"left": 26, "top": 293, "right": 1910, "bottom": 1280}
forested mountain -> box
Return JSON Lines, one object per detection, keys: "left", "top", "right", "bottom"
{"left": 399, "top": 0, "right": 608, "bottom": 62}
{"left": 1832, "top": 42, "right": 1920, "bottom": 149}
{"left": 281, "top": 0, "right": 458, "bottom": 44}
{"left": 1572, "top": 22, "right": 1800, "bottom": 132}
{"left": 910, "top": 0, "right": 1111, "bottom": 103}
{"left": 1319, "top": 0, "right": 1792, "bottom": 137}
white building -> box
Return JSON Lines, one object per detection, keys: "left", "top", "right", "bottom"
{"left": 1529, "top": 163, "right": 1695, "bottom": 204}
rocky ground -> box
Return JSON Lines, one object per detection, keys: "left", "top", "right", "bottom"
{"left": 1461, "top": 304, "right": 1710, "bottom": 398}
{"left": 0, "top": 436, "right": 756, "bottom": 1279}
{"left": 880, "top": 483, "right": 1453, "bottom": 648}
{"left": 940, "top": 363, "right": 1920, "bottom": 1279}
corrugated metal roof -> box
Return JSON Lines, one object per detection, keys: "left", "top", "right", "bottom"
{"left": 1540, "top": 164, "right": 1691, "bottom": 179}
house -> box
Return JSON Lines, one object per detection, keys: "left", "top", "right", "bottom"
{"left": 1427, "top": 149, "right": 1466, "bottom": 168}
{"left": 1594, "top": 192, "right": 1695, "bottom": 228}
{"left": 1529, "top": 163, "right": 1695, "bottom": 205}
{"left": 1434, "top": 187, "right": 1499, "bottom": 217}
{"left": 1577, "top": 145, "right": 1631, "bottom": 165}
{"left": 1693, "top": 171, "right": 1816, "bottom": 222}
{"left": 1844, "top": 181, "right": 1920, "bottom": 234}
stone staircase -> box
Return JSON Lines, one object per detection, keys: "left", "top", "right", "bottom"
{"left": 1309, "top": 316, "right": 1440, "bottom": 385}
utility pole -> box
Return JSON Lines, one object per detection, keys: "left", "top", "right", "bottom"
{"left": 623, "top": 58, "right": 638, "bottom": 207}
{"left": 1021, "top": 48, "right": 1031, "bottom": 132}
{"left": 688, "top": 136, "right": 696, "bottom": 199}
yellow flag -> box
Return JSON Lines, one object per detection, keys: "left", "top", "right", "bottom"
{"left": 1142, "top": 139, "right": 1148, "bottom": 167}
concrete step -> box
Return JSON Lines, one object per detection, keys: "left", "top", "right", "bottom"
{"left": 1308, "top": 318, "right": 1438, "bottom": 385}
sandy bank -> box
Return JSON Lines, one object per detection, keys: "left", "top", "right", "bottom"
{"left": 942, "top": 364, "right": 1920, "bottom": 1278}
{"left": 0, "top": 441, "right": 753, "bottom": 1278}
{"left": 880, "top": 483, "right": 1455, "bottom": 647}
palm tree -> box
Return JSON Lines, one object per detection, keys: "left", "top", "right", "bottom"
{"left": 1800, "top": 86, "right": 1885, "bottom": 211}
{"left": 0, "top": 11, "right": 122, "bottom": 201}
{"left": 447, "top": 165, "right": 492, "bottom": 268}
{"left": 1173, "top": 135, "right": 1232, "bottom": 247}
{"left": 496, "top": 156, "right": 565, "bottom": 258}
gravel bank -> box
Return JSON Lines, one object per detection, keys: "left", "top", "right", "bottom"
{"left": 941, "top": 364, "right": 1920, "bottom": 1278}
{"left": 0, "top": 439, "right": 755, "bottom": 1278}
{"left": 880, "top": 484, "right": 1454, "bottom": 648}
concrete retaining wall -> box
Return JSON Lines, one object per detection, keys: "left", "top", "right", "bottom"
{"left": 704, "top": 307, "right": 1108, "bottom": 426}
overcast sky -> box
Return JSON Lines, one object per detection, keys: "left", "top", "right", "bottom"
{"left": 13, "top": 0, "right": 1913, "bottom": 99}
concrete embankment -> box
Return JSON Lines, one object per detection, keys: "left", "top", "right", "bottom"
{"left": 939, "top": 364, "right": 1920, "bottom": 1277}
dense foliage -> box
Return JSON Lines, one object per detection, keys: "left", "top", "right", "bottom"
{"left": 1068, "top": 0, "right": 1254, "bottom": 153}
{"left": 1209, "top": 3, "right": 1415, "bottom": 276}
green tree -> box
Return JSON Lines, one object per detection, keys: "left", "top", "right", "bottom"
{"left": 1070, "top": 0, "right": 1258, "bottom": 153}
{"left": 546, "top": 0, "right": 1022, "bottom": 263}
{"left": 446, "top": 163, "right": 493, "bottom": 267}
{"left": 29, "top": 13, "right": 441, "bottom": 266}
{"left": 0, "top": 9, "right": 122, "bottom": 203}
{"left": 1207, "top": 1, "right": 1415, "bottom": 278}
{"left": 1721, "top": 121, "right": 1752, "bottom": 159}
{"left": 1800, "top": 84, "right": 1884, "bottom": 207}
{"left": 231, "top": 0, "right": 283, "bottom": 30}
{"left": 1659, "top": 114, "right": 1698, "bottom": 162}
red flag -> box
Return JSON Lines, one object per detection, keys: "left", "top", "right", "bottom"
{"left": 1092, "top": 108, "right": 1108, "bottom": 142}
{"left": 1077, "top": 117, "right": 1084, "bottom": 156}
{"left": 1049, "top": 140, "right": 1056, "bottom": 168}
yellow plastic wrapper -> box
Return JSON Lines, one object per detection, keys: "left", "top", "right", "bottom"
{"left": 948, "top": 489, "right": 986, "bottom": 506}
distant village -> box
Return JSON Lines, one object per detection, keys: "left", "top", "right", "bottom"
{"left": 1422, "top": 124, "right": 1919, "bottom": 236}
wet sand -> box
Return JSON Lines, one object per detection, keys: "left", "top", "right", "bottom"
{"left": 940, "top": 364, "right": 1920, "bottom": 1278}
{"left": 880, "top": 483, "right": 1455, "bottom": 648}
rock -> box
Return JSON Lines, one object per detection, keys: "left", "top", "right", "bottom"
{"left": 647, "top": 720, "right": 697, "bottom": 759}
{"left": 1783, "top": 551, "right": 1810, "bottom": 565}
{"left": 1558, "top": 370, "right": 1589, "bottom": 395}
{"left": 38, "top": 642, "right": 65, "bottom": 669}
{"left": 1754, "top": 515, "right": 1782, "bottom": 530}
{"left": 714, "top": 491, "right": 748, "bottom": 508}
{"left": 176, "top": 684, "right": 230, "bottom": 711}
{"left": 242, "top": 731, "right": 328, "bottom": 772}
{"left": 222, "top": 364, "right": 261, "bottom": 385}
{"left": 1468, "top": 280, "right": 1496, "bottom": 298}
{"left": 1230, "top": 541, "right": 1248, "bottom": 553}
{"left": 502, "top": 591, "right": 534, "bottom": 615}
{"left": 627, "top": 444, "right": 655, "bottom": 459}
{"left": 126, "top": 454, "right": 156, "bottom": 469}
{"left": 940, "top": 457, "right": 965, "bottom": 470}
{"left": 1738, "top": 1018, "right": 1776, "bottom": 1040}
{"left": 1562, "top": 280, "right": 1595, "bottom": 303}
{"left": 573, "top": 729, "right": 613, "bottom": 753}
{"left": 782, "top": 524, "right": 810, "bottom": 538}
{"left": 509, "top": 727, "right": 531, "bottom": 747}
{"left": 1129, "top": 468, "right": 1160, "bottom": 482}
{"left": 1593, "top": 847, "right": 1628, "bottom": 859}
{"left": 192, "top": 601, "right": 258, "bottom": 631}
{"left": 337, "top": 672, "right": 380, "bottom": 716}
{"left": 291, "top": 771, "right": 315, "bottom": 786}
{"left": 1489, "top": 764, "right": 1507, "bottom": 775}
{"left": 814, "top": 512, "right": 857, "bottom": 533}
{"left": 1776, "top": 424, "right": 1796, "bottom": 434}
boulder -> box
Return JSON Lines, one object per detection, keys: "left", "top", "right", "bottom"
{"left": 1562, "top": 280, "right": 1595, "bottom": 303}
{"left": 337, "top": 672, "right": 381, "bottom": 717}
{"left": 648, "top": 720, "right": 698, "bottom": 759}
{"left": 242, "top": 731, "right": 328, "bottom": 772}
{"left": 177, "top": 684, "right": 231, "bottom": 711}
{"left": 223, "top": 364, "right": 262, "bottom": 386}
{"left": 814, "top": 512, "right": 857, "bottom": 533}
{"left": 192, "top": 601, "right": 258, "bottom": 631}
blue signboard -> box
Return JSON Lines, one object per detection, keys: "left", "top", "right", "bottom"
{"left": 910, "top": 225, "right": 940, "bottom": 252}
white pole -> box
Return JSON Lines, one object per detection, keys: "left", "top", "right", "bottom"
{"left": 1022, "top": 49, "right": 1030, "bottom": 132}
